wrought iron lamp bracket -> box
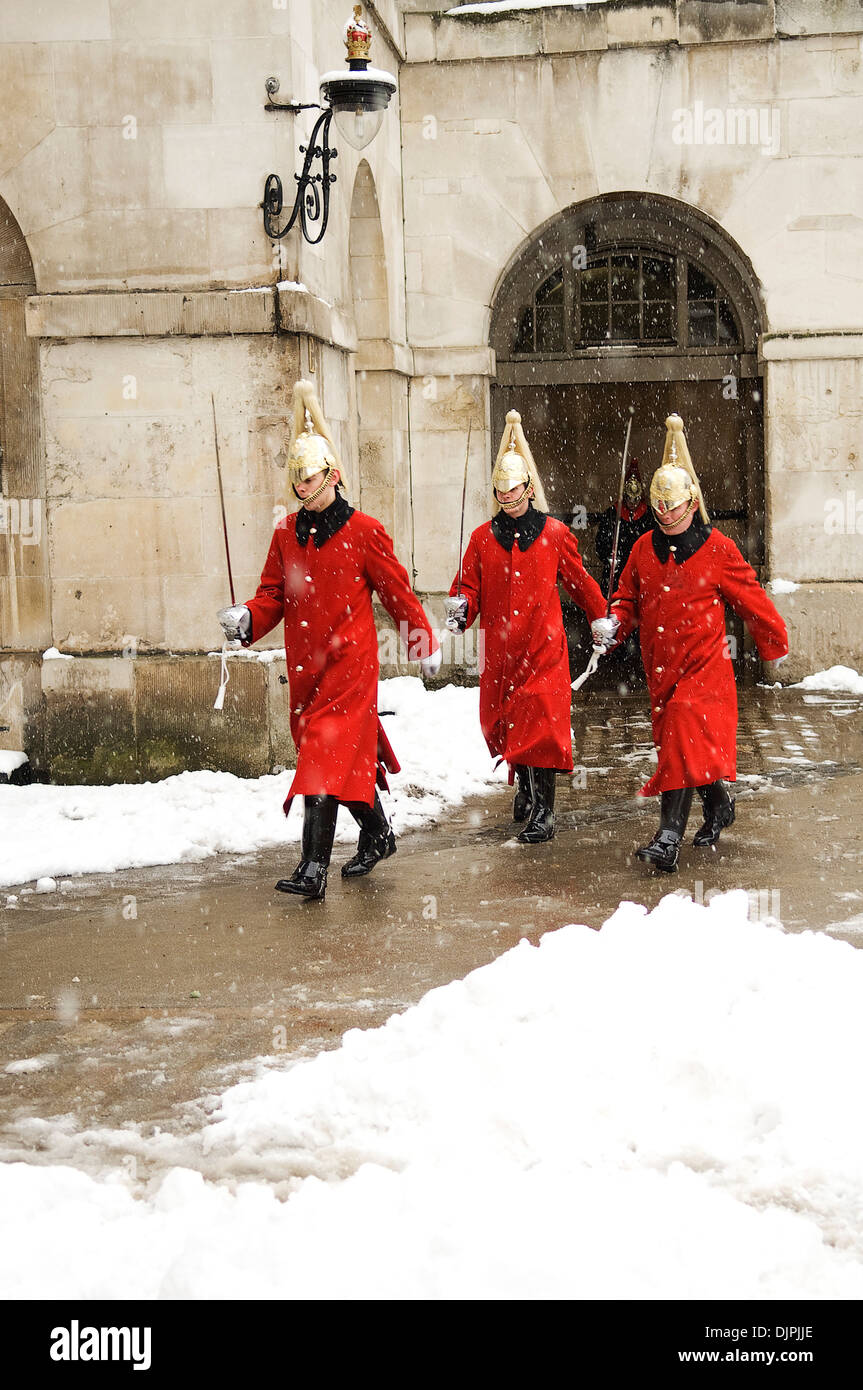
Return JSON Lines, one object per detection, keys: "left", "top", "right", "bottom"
{"left": 262, "top": 104, "right": 338, "bottom": 245}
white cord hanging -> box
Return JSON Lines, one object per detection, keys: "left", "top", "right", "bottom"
{"left": 571, "top": 644, "right": 602, "bottom": 692}
{"left": 213, "top": 642, "right": 230, "bottom": 711}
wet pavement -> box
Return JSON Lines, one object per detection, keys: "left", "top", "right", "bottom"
{"left": 1, "top": 686, "right": 862, "bottom": 1178}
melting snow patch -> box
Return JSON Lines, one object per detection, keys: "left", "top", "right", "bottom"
{"left": 795, "top": 666, "right": 863, "bottom": 696}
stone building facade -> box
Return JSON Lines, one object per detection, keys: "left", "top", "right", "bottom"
{"left": 1, "top": 0, "right": 861, "bottom": 781}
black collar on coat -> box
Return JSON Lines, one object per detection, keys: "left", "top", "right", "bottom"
{"left": 651, "top": 514, "right": 712, "bottom": 565}
{"left": 491, "top": 503, "right": 547, "bottom": 552}
{"left": 295, "top": 492, "right": 355, "bottom": 549}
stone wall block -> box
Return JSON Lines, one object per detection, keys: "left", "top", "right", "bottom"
{"left": 50, "top": 498, "right": 204, "bottom": 581}
{"left": 266, "top": 658, "right": 296, "bottom": 771}
{"left": 42, "top": 655, "right": 136, "bottom": 784}
{"left": 51, "top": 577, "right": 166, "bottom": 654}
{"left": 136, "top": 654, "right": 269, "bottom": 779}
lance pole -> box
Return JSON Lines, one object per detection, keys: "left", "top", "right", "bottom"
{"left": 455, "top": 417, "right": 473, "bottom": 596}
{"left": 605, "top": 406, "right": 634, "bottom": 616}
{"left": 571, "top": 406, "right": 635, "bottom": 692}
{"left": 212, "top": 393, "right": 235, "bottom": 606}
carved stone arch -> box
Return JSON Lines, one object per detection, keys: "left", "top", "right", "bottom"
{"left": 491, "top": 192, "right": 765, "bottom": 366}
{"left": 348, "top": 161, "right": 410, "bottom": 561}
{"left": 0, "top": 194, "right": 49, "bottom": 755}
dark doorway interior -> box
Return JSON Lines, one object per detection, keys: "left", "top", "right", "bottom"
{"left": 493, "top": 379, "right": 764, "bottom": 684}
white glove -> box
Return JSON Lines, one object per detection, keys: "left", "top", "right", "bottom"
{"left": 444, "top": 595, "right": 469, "bottom": 633}
{"left": 218, "top": 605, "right": 252, "bottom": 645}
{"left": 590, "top": 615, "right": 620, "bottom": 652}
{"left": 420, "top": 647, "right": 442, "bottom": 680}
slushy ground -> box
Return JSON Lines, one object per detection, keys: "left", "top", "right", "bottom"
{"left": 2, "top": 684, "right": 861, "bottom": 1160}
{"left": 1, "top": 683, "right": 863, "bottom": 1298}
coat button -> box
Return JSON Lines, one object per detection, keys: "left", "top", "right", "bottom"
{"left": 305, "top": 575, "right": 312, "bottom": 582}
{"left": 657, "top": 625, "right": 664, "bottom": 633}
{"left": 296, "top": 665, "right": 303, "bottom": 672}
{"left": 655, "top": 665, "right": 663, "bottom": 673}
{"left": 514, "top": 609, "right": 519, "bottom": 615}
{"left": 663, "top": 585, "right": 670, "bottom": 592}
{"left": 514, "top": 570, "right": 520, "bottom": 577}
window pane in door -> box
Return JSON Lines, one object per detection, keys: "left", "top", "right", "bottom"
{"left": 688, "top": 299, "right": 716, "bottom": 346}
{"left": 580, "top": 263, "right": 608, "bottom": 302}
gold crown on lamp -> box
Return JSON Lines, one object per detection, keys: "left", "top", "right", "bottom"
{"left": 345, "top": 5, "right": 372, "bottom": 62}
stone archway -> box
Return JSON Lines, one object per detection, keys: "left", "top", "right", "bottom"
{"left": 490, "top": 192, "right": 766, "bottom": 678}
{"left": 348, "top": 161, "right": 411, "bottom": 563}
{"left": 0, "top": 196, "right": 48, "bottom": 758}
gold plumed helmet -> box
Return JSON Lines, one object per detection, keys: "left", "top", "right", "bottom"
{"left": 650, "top": 414, "right": 709, "bottom": 529}
{"left": 491, "top": 410, "right": 548, "bottom": 514}
{"left": 288, "top": 380, "right": 347, "bottom": 501}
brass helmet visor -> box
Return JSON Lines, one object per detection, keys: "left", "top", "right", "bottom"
{"left": 650, "top": 463, "right": 695, "bottom": 512}
{"left": 288, "top": 426, "right": 337, "bottom": 486}
{"left": 492, "top": 444, "right": 531, "bottom": 496}
{"left": 650, "top": 463, "right": 697, "bottom": 528}
{"left": 623, "top": 473, "right": 643, "bottom": 507}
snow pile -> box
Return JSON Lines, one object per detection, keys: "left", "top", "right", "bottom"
{"left": 0, "top": 679, "right": 504, "bottom": 890}
{"left": 768, "top": 578, "right": 799, "bottom": 595}
{"left": 0, "top": 751, "right": 28, "bottom": 776}
{"left": 2, "top": 892, "right": 863, "bottom": 1300}
{"left": 796, "top": 666, "right": 863, "bottom": 696}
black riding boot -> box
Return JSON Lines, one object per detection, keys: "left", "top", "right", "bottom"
{"left": 692, "top": 781, "right": 735, "bottom": 847}
{"left": 635, "top": 788, "right": 693, "bottom": 873}
{"left": 513, "top": 766, "right": 533, "bottom": 823}
{"left": 517, "top": 768, "right": 556, "bottom": 844}
{"left": 342, "top": 793, "right": 397, "bottom": 878}
{"left": 276, "top": 795, "right": 339, "bottom": 899}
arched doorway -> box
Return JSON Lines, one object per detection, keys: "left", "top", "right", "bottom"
{"left": 348, "top": 161, "right": 411, "bottom": 562}
{"left": 490, "top": 193, "right": 765, "bottom": 679}
{"left": 0, "top": 196, "right": 47, "bottom": 758}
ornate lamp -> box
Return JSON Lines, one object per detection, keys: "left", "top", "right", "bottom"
{"left": 263, "top": 5, "right": 397, "bottom": 245}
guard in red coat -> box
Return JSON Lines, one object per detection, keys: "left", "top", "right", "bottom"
{"left": 219, "top": 381, "right": 439, "bottom": 901}
{"left": 594, "top": 458, "right": 652, "bottom": 689}
{"left": 446, "top": 409, "right": 606, "bottom": 843}
{"left": 592, "top": 414, "right": 789, "bottom": 872}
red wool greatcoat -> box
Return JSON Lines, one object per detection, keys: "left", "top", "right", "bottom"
{"left": 451, "top": 516, "right": 606, "bottom": 772}
{"left": 611, "top": 527, "right": 788, "bottom": 796}
{"left": 245, "top": 509, "right": 437, "bottom": 810}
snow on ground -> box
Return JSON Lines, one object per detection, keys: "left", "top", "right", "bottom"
{"left": 795, "top": 666, "right": 863, "bottom": 696}
{"left": 0, "top": 679, "right": 506, "bottom": 892}
{"left": 1, "top": 891, "right": 862, "bottom": 1300}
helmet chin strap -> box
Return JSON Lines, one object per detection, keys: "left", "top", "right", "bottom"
{"left": 653, "top": 495, "right": 697, "bottom": 531}
{"left": 498, "top": 482, "right": 533, "bottom": 513}
{"left": 294, "top": 466, "right": 337, "bottom": 506}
